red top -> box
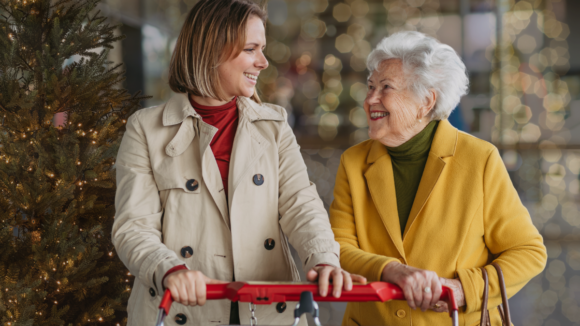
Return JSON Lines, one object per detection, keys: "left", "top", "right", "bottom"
{"left": 162, "top": 96, "right": 239, "bottom": 286}
{"left": 190, "top": 96, "right": 239, "bottom": 195}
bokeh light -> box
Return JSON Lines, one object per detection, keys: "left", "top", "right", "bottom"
{"left": 104, "top": 0, "right": 580, "bottom": 324}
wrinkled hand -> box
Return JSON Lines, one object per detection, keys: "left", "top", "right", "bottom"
{"left": 429, "top": 277, "right": 466, "bottom": 313}
{"left": 306, "top": 265, "right": 367, "bottom": 298}
{"left": 163, "top": 270, "right": 227, "bottom": 306}
{"left": 381, "top": 262, "right": 442, "bottom": 312}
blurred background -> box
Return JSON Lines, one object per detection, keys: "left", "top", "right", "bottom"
{"left": 99, "top": 0, "right": 579, "bottom": 324}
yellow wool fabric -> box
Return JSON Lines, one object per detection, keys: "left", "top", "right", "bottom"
{"left": 329, "top": 120, "right": 547, "bottom": 326}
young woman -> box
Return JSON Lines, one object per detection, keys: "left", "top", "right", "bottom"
{"left": 112, "top": 0, "right": 365, "bottom": 325}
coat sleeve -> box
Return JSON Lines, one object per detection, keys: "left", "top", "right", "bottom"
{"left": 276, "top": 115, "right": 340, "bottom": 272}
{"left": 456, "top": 147, "right": 547, "bottom": 314}
{"left": 329, "top": 155, "right": 401, "bottom": 281}
{"left": 112, "top": 111, "right": 185, "bottom": 295}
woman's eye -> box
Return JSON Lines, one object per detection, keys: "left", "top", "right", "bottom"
{"left": 383, "top": 85, "right": 389, "bottom": 89}
{"left": 244, "top": 49, "right": 255, "bottom": 53}
{"left": 368, "top": 85, "right": 374, "bottom": 90}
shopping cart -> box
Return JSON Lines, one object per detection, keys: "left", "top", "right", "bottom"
{"left": 155, "top": 282, "right": 459, "bottom": 326}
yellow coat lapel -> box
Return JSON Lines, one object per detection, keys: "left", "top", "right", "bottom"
{"left": 364, "top": 140, "right": 406, "bottom": 261}
{"left": 402, "top": 120, "right": 458, "bottom": 240}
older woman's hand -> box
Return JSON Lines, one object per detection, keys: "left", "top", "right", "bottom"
{"left": 381, "top": 261, "right": 442, "bottom": 311}
{"left": 429, "top": 277, "right": 466, "bottom": 313}
{"left": 307, "top": 265, "right": 367, "bottom": 298}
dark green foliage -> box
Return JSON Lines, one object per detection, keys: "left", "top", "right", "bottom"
{"left": 0, "top": 0, "right": 146, "bottom": 324}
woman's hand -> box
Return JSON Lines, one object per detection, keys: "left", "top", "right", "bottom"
{"left": 429, "top": 277, "right": 466, "bottom": 313}
{"left": 381, "top": 262, "right": 442, "bottom": 312}
{"left": 307, "top": 265, "right": 367, "bottom": 298}
{"left": 163, "top": 270, "right": 226, "bottom": 306}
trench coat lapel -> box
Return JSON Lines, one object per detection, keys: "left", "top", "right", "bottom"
{"left": 228, "top": 97, "right": 284, "bottom": 206}
{"left": 198, "top": 123, "right": 230, "bottom": 227}
{"left": 364, "top": 140, "right": 406, "bottom": 260}
{"left": 228, "top": 118, "right": 268, "bottom": 205}
{"left": 402, "top": 119, "right": 458, "bottom": 240}
{"left": 162, "top": 93, "right": 229, "bottom": 226}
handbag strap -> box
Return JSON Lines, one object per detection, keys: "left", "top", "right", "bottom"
{"left": 479, "top": 267, "right": 490, "bottom": 326}
{"left": 481, "top": 263, "right": 512, "bottom": 326}
{"left": 492, "top": 262, "right": 512, "bottom": 326}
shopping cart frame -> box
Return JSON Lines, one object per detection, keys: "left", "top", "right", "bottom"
{"left": 155, "top": 282, "right": 459, "bottom": 326}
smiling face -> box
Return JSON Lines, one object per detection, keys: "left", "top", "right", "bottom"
{"left": 364, "top": 59, "right": 436, "bottom": 147}
{"left": 216, "top": 15, "right": 268, "bottom": 101}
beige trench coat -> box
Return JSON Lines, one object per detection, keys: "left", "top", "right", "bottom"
{"left": 113, "top": 93, "right": 340, "bottom": 326}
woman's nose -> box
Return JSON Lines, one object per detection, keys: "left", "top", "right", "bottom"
{"left": 365, "top": 89, "right": 381, "bottom": 106}
{"left": 256, "top": 50, "right": 269, "bottom": 70}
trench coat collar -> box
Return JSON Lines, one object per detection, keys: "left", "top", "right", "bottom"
{"left": 162, "top": 93, "right": 285, "bottom": 127}
{"left": 163, "top": 93, "right": 285, "bottom": 157}
{"left": 162, "top": 92, "right": 200, "bottom": 127}
{"left": 237, "top": 96, "right": 286, "bottom": 122}
{"left": 364, "top": 119, "right": 458, "bottom": 259}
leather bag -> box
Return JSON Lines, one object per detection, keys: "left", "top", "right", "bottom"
{"left": 479, "top": 262, "right": 512, "bottom": 326}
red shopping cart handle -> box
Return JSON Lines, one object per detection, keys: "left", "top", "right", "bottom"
{"left": 159, "top": 282, "right": 458, "bottom": 317}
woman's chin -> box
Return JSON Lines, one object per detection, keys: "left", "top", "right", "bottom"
{"left": 239, "top": 88, "right": 255, "bottom": 98}
{"left": 368, "top": 126, "right": 388, "bottom": 141}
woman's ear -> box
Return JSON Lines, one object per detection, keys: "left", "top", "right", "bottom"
{"left": 419, "top": 89, "right": 437, "bottom": 118}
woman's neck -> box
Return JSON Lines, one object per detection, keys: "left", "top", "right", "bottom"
{"left": 189, "top": 94, "right": 234, "bottom": 107}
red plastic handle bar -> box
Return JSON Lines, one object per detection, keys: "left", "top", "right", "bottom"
{"left": 159, "top": 283, "right": 228, "bottom": 315}
{"left": 159, "top": 282, "right": 457, "bottom": 317}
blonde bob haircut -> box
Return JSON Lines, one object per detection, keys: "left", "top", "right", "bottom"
{"left": 168, "top": 0, "right": 266, "bottom": 103}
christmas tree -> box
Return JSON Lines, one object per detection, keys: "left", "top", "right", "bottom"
{"left": 0, "top": 0, "right": 145, "bottom": 324}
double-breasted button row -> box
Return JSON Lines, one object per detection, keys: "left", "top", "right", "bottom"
{"left": 187, "top": 175, "right": 264, "bottom": 189}
{"left": 181, "top": 246, "right": 193, "bottom": 258}
{"left": 264, "top": 238, "right": 275, "bottom": 250}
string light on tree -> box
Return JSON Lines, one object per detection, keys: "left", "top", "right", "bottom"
{"left": 0, "top": 0, "right": 143, "bottom": 324}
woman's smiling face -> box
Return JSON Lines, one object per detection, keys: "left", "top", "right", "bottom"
{"left": 217, "top": 15, "right": 268, "bottom": 100}
{"left": 364, "top": 59, "right": 435, "bottom": 147}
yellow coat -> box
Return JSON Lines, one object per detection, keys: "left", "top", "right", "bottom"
{"left": 330, "top": 120, "right": 547, "bottom": 326}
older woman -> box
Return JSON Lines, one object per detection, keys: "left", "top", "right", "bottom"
{"left": 330, "top": 31, "right": 547, "bottom": 325}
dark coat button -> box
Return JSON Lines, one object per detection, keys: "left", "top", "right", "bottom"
{"left": 175, "top": 313, "right": 187, "bottom": 325}
{"left": 276, "top": 302, "right": 287, "bottom": 313}
{"left": 264, "top": 238, "right": 275, "bottom": 250}
{"left": 253, "top": 174, "right": 264, "bottom": 186}
{"left": 185, "top": 179, "right": 199, "bottom": 191}
{"left": 181, "top": 246, "right": 194, "bottom": 258}
{"left": 149, "top": 288, "right": 155, "bottom": 297}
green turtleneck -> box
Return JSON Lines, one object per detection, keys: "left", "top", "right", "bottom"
{"left": 386, "top": 120, "right": 439, "bottom": 236}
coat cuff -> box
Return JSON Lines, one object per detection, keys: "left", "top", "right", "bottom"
{"left": 374, "top": 258, "right": 402, "bottom": 282}
{"left": 304, "top": 252, "right": 340, "bottom": 272}
{"left": 456, "top": 267, "right": 482, "bottom": 314}
{"left": 161, "top": 265, "right": 189, "bottom": 291}
{"left": 154, "top": 257, "right": 189, "bottom": 295}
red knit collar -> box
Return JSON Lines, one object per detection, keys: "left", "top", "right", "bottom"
{"left": 189, "top": 96, "right": 237, "bottom": 113}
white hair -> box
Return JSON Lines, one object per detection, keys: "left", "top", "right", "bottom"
{"left": 367, "top": 31, "right": 469, "bottom": 120}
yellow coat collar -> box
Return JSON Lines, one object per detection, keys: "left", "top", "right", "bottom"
{"left": 366, "top": 119, "right": 458, "bottom": 164}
